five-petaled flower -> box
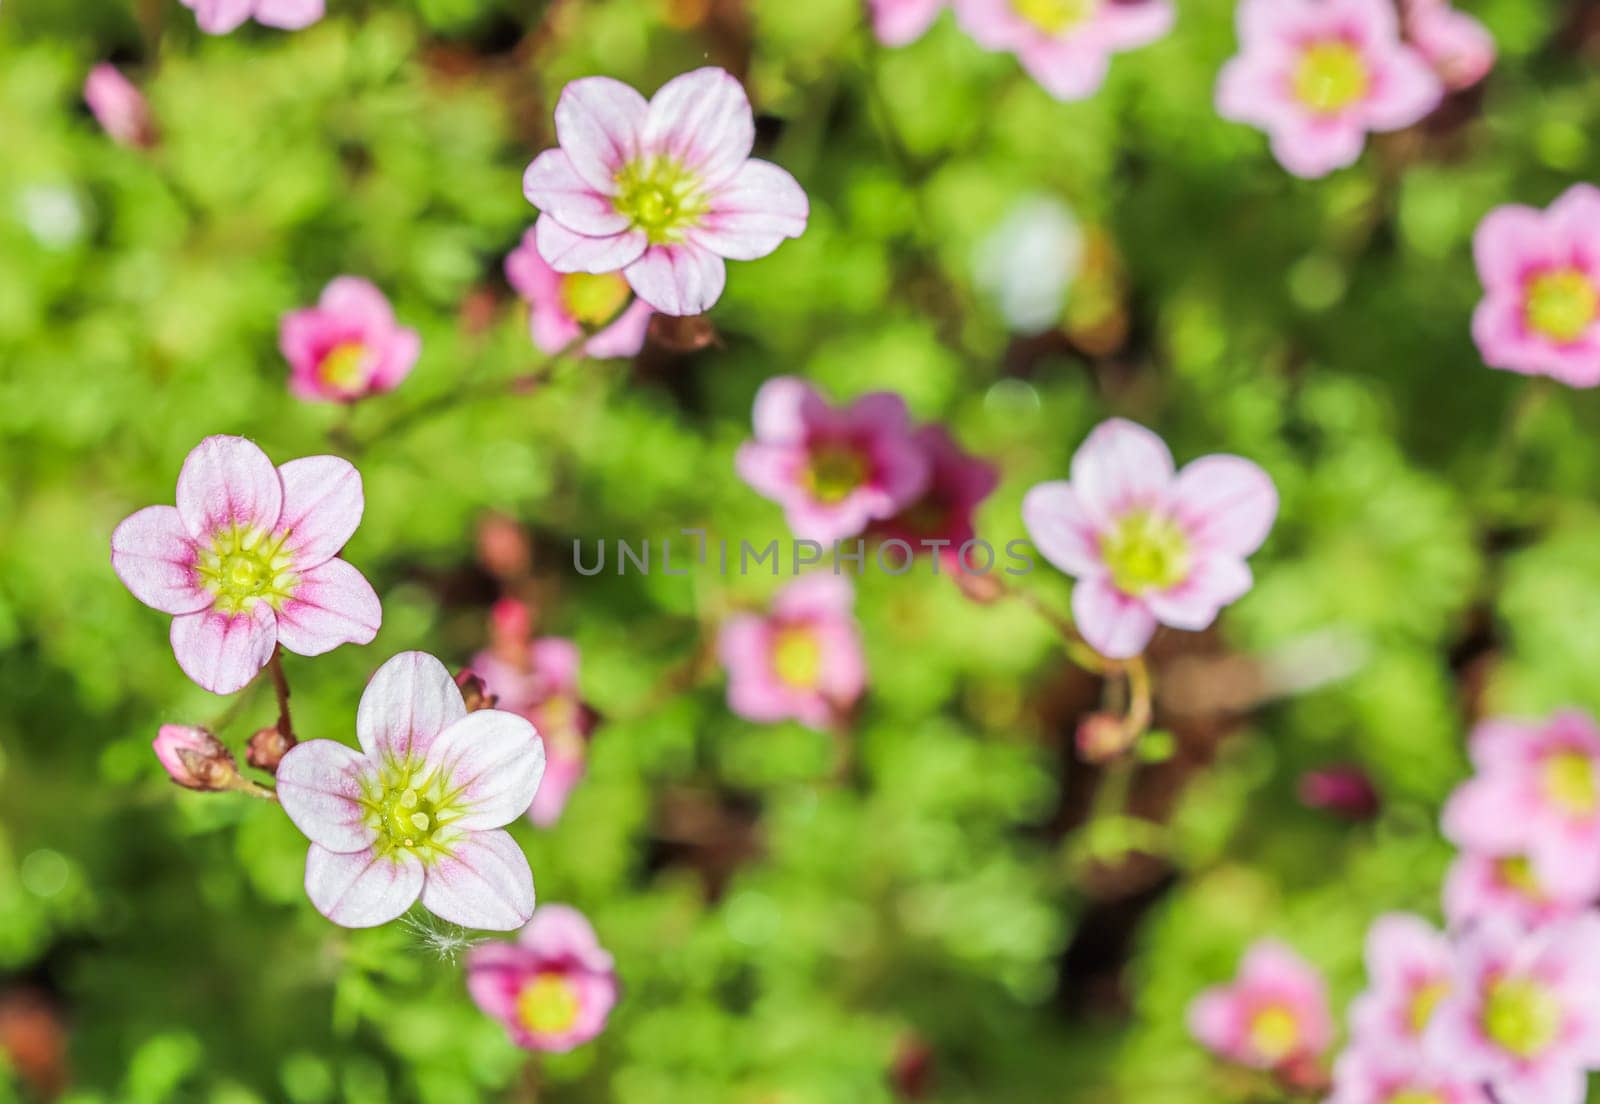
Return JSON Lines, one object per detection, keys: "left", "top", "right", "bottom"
{"left": 1472, "top": 185, "right": 1600, "bottom": 388}
{"left": 953, "top": 0, "right": 1174, "bottom": 102}
{"left": 505, "top": 227, "right": 653, "bottom": 359}
{"left": 718, "top": 574, "right": 866, "bottom": 731}
{"left": 522, "top": 67, "right": 809, "bottom": 317}
{"left": 111, "top": 435, "right": 382, "bottom": 694}
{"left": 1216, "top": 0, "right": 1442, "bottom": 178}
{"left": 180, "top": 0, "right": 324, "bottom": 34}
{"left": 1021, "top": 418, "right": 1278, "bottom": 660}
{"left": 1188, "top": 940, "right": 1334, "bottom": 1070}
{"left": 281, "top": 277, "right": 421, "bottom": 403}
{"left": 1346, "top": 913, "right": 1454, "bottom": 1052}
{"left": 1328, "top": 1044, "right": 1495, "bottom": 1104}
{"left": 275, "top": 651, "right": 545, "bottom": 929}
{"left": 1443, "top": 849, "right": 1592, "bottom": 931}
{"left": 466, "top": 904, "right": 619, "bottom": 1051}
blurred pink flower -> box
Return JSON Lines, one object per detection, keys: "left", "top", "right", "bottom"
{"left": 275, "top": 652, "right": 544, "bottom": 930}
{"left": 83, "top": 64, "right": 154, "bottom": 148}
{"left": 1298, "top": 765, "right": 1381, "bottom": 820}
{"left": 1347, "top": 913, "right": 1454, "bottom": 1052}
{"left": 1444, "top": 850, "right": 1594, "bottom": 931}
{"left": 523, "top": 68, "right": 809, "bottom": 317}
{"left": 1021, "top": 418, "right": 1278, "bottom": 660}
{"left": 869, "top": 0, "right": 947, "bottom": 45}
{"left": 1188, "top": 940, "right": 1334, "bottom": 1070}
{"left": 505, "top": 228, "right": 653, "bottom": 358}
{"left": 869, "top": 424, "right": 999, "bottom": 568}
{"left": 1442, "top": 712, "right": 1600, "bottom": 900}
{"left": 467, "top": 904, "right": 618, "bottom": 1051}
{"left": 110, "top": 435, "right": 381, "bottom": 694}
{"left": 952, "top": 0, "right": 1174, "bottom": 101}
{"left": 1404, "top": 0, "right": 1495, "bottom": 91}
{"left": 1472, "top": 185, "right": 1600, "bottom": 387}
{"left": 280, "top": 277, "right": 421, "bottom": 403}
{"left": 735, "top": 376, "right": 930, "bottom": 543}
{"left": 181, "top": 0, "right": 324, "bottom": 34}
{"left": 152, "top": 724, "right": 238, "bottom": 791}
{"left": 1328, "top": 1043, "right": 1495, "bottom": 1104}
{"left": 1216, "top": 0, "right": 1442, "bottom": 178}
{"left": 718, "top": 575, "right": 866, "bottom": 731}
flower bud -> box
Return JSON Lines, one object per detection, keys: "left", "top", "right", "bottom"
{"left": 455, "top": 670, "right": 499, "bottom": 712}
{"left": 246, "top": 725, "right": 296, "bottom": 774}
{"left": 952, "top": 568, "right": 1006, "bottom": 605}
{"left": 153, "top": 725, "right": 239, "bottom": 791}
{"left": 647, "top": 312, "right": 719, "bottom": 352}
{"left": 476, "top": 513, "right": 531, "bottom": 580}
{"left": 1076, "top": 712, "right": 1134, "bottom": 764}
{"left": 1297, "top": 766, "right": 1380, "bottom": 821}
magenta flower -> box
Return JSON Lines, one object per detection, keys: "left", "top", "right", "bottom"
{"left": 1329, "top": 1044, "right": 1495, "bottom": 1104}
{"left": 952, "top": 0, "right": 1174, "bottom": 101}
{"left": 718, "top": 575, "right": 866, "bottom": 731}
{"left": 84, "top": 65, "right": 154, "bottom": 148}
{"left": 1427, "top": 915, "right": 1600, "bottom": 1104}
{"left": 275, "top": 652, "right": 544, "bottom": 930}
{"left": 735, "top": 376, "right": 930, "bottom": 544}
{"left": 180, "top": 0, "right": 323, "bottom": 33}
{"left": 1021, "top": 418, "right": 1278, "bottom": 660}
{"left": 1442, "top": 712, "right": 1600, "bottom": 900}
{"left": 1471, "top": 185, "right": 1600, "bottom": 387}
{"left": 1444, "top": 850, "right": 1593, "bottom": 931}
{"left": 466, "top": 904, "right": 618, "bottom": 1051}
{"left": 1216, "top": 0, "right": 1443, "bottom": 178}
{"left": 505, "top": 227, "right": 652, "bottom": 358}
{"left": 1347, "top": 913, "right": 1454, "bottom": 1052}
{"left": 522, "top": 67, "right": 809, "bottom": 317}
{"left": 1188, "top": 940, "right": 1334, "bottom": 1070}
{"left": 280, "top": 277, "right": 421, "bottom": 403}
{"left": 869, "top": 425, "right": 1000, "bottom": 568}
{"left": 869, "top": 0, "right": 947, "bottom": 45}
{"left": 1404, "top": 0, "right": 1495, "bottom": 92}
{"left": 110, "top": 435, "right": 381, "bottom": 695}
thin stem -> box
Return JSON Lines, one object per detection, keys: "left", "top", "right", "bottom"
{"left": 1122, "top": 654, "right": 1152, "bottom": 738}
{"left": 268, "top": 648, "right": 294, "bottom": 741}
{"left": 230, "top": 778, "right": 279, "bottom": 801}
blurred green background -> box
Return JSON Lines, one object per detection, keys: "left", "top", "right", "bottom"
{"left": 4, "top": 0, "right": 1600, "bottom": 1099}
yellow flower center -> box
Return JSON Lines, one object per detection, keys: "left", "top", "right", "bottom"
{"left": 1408, "top": 980, "right": 1450, "bottom": 1035}
{"left": 772, "top": 627, "right": 823, "bottom": 689}
{"left": 195, "top": 523, "right": 298, "bottom": 616}
{"left": 1247, "top": 1005, "right": 1300, "bottom": 1064}
{"left": 1012, "top": 0, "right": 1094, "bottom": 34}
{"left": 1543, "top": 750, "right": 1598, "bottom": 816}
{"left": 360, "top": 759, "right": 466, "bottom": 862}
{"left": 1497, "top": 855, "right": 1547, "bottom": 900}
{"left": 317, "top": 341, "right": 372, "bottom": 392}
{"left": 1100, "top": 511, "right": 1190, "bottom": 595}
{"left": 1293, "top": 42, "right": 1370, "bottom": 113}
{"left": 806, "top": 447, "right": 869, "bottom": 504}
{"left": 1389, "top": 1093, "right": 1444, "bottom": 1104}
{"left": 1525, "top": 269, "right": 1598, "bottom": 344}
{"left": 1483, "top": 977, "right": 1560, "bottom": 1058}
{"left": 517, "top": 972, "right": 581, "bottom": 1035}
{"left": 559, "top": 272, "right": 632, "bottom": 328}
{"left": 613, "top": 157, "right": 709, "bottom": 245}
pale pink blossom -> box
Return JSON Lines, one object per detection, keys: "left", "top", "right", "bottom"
{"left": 953, "top": 0, "right": 1174, "bottom": 101}
{"left": 111, "top": 436, "right": 381, "bottom": 694}
{"left": 180, "top": 0, "right": 324, "bottom": 33}
{"left": 869, "top": 425, "right": 1000, "bottom": 569}
{"left": 505, "top": 227, "right": 653, "bottom": 358}
{"left": 735, "top": 376, "right": 930, "bottom": 544}
{"left": 275, "top": 652, "right": 544, "bottom": 930}
{"left": 718, "top": 575, "right": 866, "bottom": 731}
{"left": 1188, "top": 940, "right": 1334, "bottom": 1070}
{"left": 84, "top": 65, "right": 154, "bottom": 148}
{"left": 869, "top": 0, "right": 947, "bottom": 46}
{"left": 1347, "top": 913, "right": 1455, "bottom": 1052}
{"left": 1329, "top": 1043, "right": 1495, "bottom": 1104}
{"left": 522, "top": 67, "right": 809, "bottom": 317}
{"left": 1216, "top": 0, "right": 1443, "bottom": 178}
{"left": 1404, "top": 0, "right": 1495, "bottom": 91}
{"left": 1472, "top": 185, "right": 1600, "bottom": 387}
{"left": 466, "top": 904, "right": 618, "bottom": 1051}
{"left": 280, "top": 277, "right": 421, "bottom": 403}
{"left": 1021, "top": 418, "right": 1278, "bottom": 660}
{"left": 1444, "top": 850, "right": 1594, "bottom": 932}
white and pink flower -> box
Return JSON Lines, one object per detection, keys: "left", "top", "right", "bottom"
{"left": 1444, "top": 850, "right": 1594, "bottom": 932}
{"left": 275, "top": 651, "right": 544, "bottom": 930}
{"left": 718, "top": 575, "right": 866, "bottom": 731}
{"left": 1329, "top": 1043, "right": 1495, "bottom": 1104}
{"left": 1347, "top": 913, "right": 1454, "bottom": 1051}
{"left": 505, "top": 227, "right": 653, "bottom": 358}
{"left": 1404, "top": 0, "right": 1495, "bottom": 92}
{"left": 280, "top": 277, "right": 421, "bottom": 403}
{"left": 466, "top": 904, "right": 618, "bottom": 1051}
{"left": 84, "top": 64, "right": 154, "bottom": 148}
{"left": 952, "top": 0, "right": 1174, "bottom": 101}
{"left": 869, "top": 0, "right": 948, "bottom": 45}
{"left": 1216, "top": 0, "right": 1443, "bottom": 178}
{"left": 180, "top": 0, "right": 323, "bottom": 33}
{"left": 522, "top": 67, "right": 809, "bottom": 317}
{"left": 1188, "top": 940, "right": 1334, "bottom": 1070}
{"left": 1021, "top": 418, "right": 1278, "bottom": 660}
{"left": 1472, "top": 185, "right": 1600, "bottom": 388}
{"left": 110, "top": 435, "right": 382, "bottom": 695}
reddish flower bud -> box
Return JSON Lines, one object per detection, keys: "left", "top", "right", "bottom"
{"left": 476, "top": 513, "right": 532, "bottom": 580}
{"left": 491, "top": 597, "right": 534, "bottom": 654}
{"left": 246, "top": 725, "right": 296, "bottom": 774}
{"left": 889, "top": 1034, "right": 935, "bottom": 1100}
{"left": 1298, "top": 766, "right": 1381, "bottom": 821}
{"left": 647, "top": 312, "right": 719, "bottom": 352}
{"left": 455, "top": 669, "right": 499, "bottom": 712}
{"left": 952, "top": 568, "right": 1007, "bottom": 605}
{"left": 1076, "top": 712, "right": 1135, "bottom": 764}
{"left": 153, "top": 725, "right": 239, "bottom": 791}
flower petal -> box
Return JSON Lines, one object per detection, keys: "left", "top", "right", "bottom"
{"left": 1144, "top": 556, "right": 1252, "bottom": 630}
{"left": 1021, "top": 481, "right": 1103, "bottom": 577}
{"left": 276, "top": 739, "right": 378, "bottom": 852}
{"left": 169, "top": 603, "right": 278, "bottom": 695}
{"left": 520, "top": 903, "right": 614, "bottom": 969}
{"left": 534, "top": 213, "right": 646, "bottom": 275}
{"left": 424, "top": 710, "right": 545, "bottom": 831}
{"left": 274, "top": 455, "right": 364, "bottom": 569}
{"left": 751, "top": 375, "right": 822, "bottom": 441}
{"left": 1069, "top": 418, "right": 1175, "bottom": 526}
{"left": 1169, "top": 455, "right": 1278, "bottom": 557}
{"left": 1362, "top": 47, "right": 1443, "bottom": 132}
{"left": 421, "top": 829, "right": 536, "bottom": 931}
{"left": 111, "top": 505, "right": 209, "bottom": 615}
{"left": 642, "top": 67, "right": 755, "bottom": 189}
{"left": 316, "top": 276, "right": 394, "bottom": 330}
{"left": 356, "top": 650, "right": 467, "bottom": 764}
{"left": 187, "top": 0, "right": 253, "bottom": 33}
{"left": 1071, "top": 576, "right": 1158, "bottom": 659}
{"left": 552, "top": 76, "right": 648, "bottom": 194}
{"left": 251, "top": 0, "right": 325, "bottom": 30}
{"left": 583, "top": 298, "right": 653, "bottom": 358}
{"left": 523, "top": 150, "right": 631, "bottom": 238}
{"left": 275, "top": 558, "right": 382, "bottom": 657}
{"left": 1474, "top": 204, "right": 1557, "bottom": 292}
{"left": 305, "top": 844, "right": 423, "bottom": 928}
{"left": 623, "top": 243, "right": 727, "bottom": 317}
{"left": 695, "top": 160, "right": 809, "bottom": 261}
{"left": 175, "top": 435, "right": 284, "bottom": 539}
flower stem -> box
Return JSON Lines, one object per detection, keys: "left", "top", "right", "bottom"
{"left": 268, "top": 648, "right": 294, "bottom": 742}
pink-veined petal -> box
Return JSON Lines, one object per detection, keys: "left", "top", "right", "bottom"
{"left": 169, "top": 602, "right": 278, "bottom": 695}
{"left": 421, "top": 829, "right": 536, "bottom": 931}
{"left": 1069, "top": 418, "right": 1175, "bottom": 526}
{"left": 276, "top": 739, "right": 377, "bottom": 853}
{"left": 623, "top": 243, "right": 727, "bottom": 317}
{"left": 695, "top": 160, "right": 809, "bottom": 261}
{"left": 1170, "top": 455, "right": 1279, "bottom": 556}
{"left": 251, "top": 0, "right": 325, "bottom": 29}
{"left": 356, "top": 650, "right": 466, "bottom": 764}
{"left": 534, "top": 214, "right": 647, "bottom": 275}
{"left": 424, "top": 710, "right": 545, "bottom": 831}
{"left": 305, "top": 844, "right": 423, "bottom": 928}
{"left": 175, "top": 435, "right": 284, "bottom": 539}
{"left": 1144, "top": 556, "right": 1253, "bottom": 630}
{"left": 275, "top": 558, "right": 382, "bottom": 657}
{"left": 1021, "top": 481, "right": 1103, "bottom": 577}
{"left": 273, "top": 455, "right": 364, "bottom": 569}
{"left": 642, "top": 67, "right": 755, "bottom": 189}
{"left": 111, "top": 505, "right": 208, "bottom": 614}
{"left": 552, "top": 76, "right": 648, "bottom": 194}
{"left": 523, "top": 150, "right": 631, "bottom": 238}
{"left": 1071, "top": 576, "right": 1158, "bottom": 659}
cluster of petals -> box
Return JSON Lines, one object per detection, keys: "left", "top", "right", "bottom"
{"left": 505, "top": 227, "right": 652, "bottom": 359}
{"left": 84, "top": 64, "right": 154, "bottom": 148}
{"left": 181, "top": 0, "right": 323, "bottom": 34}
{"left": 1021, "top": 418, "right": 1278, "bottom": 660}
{"left": 467, "top": 904, "right": 618, "bottom": 1051}
{"left": 110, "top": 435, "right": 381, "bottom": 694}
{"left": 275, "top": 652, "right": 545, "bottom": 930}
{"left": 1187, "top": 940, "right": 1333, "bottom": 1070}
{"left": 868, "top": 425, "right": 999, "bottom": 568}
{"left": 1403, "top": 0, "right": 1495, "bottom": 91}
{"left": 522, "top": 67, "right": 809, "bottom": 317}
{"left": 953, "top": 0, "right": 1174, "bottom": 102}
{"left": 718, "top": 574, "right": 866, "bottom": 731}
{"left": 281, "top": 277, "right": 421, "bottom": 403}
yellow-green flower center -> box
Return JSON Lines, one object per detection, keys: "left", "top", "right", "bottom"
{"left": 1525, "top": 269, "right": 1598, "bottom": 344}
{"left": 1389, "top": 1093, "right": 1444, "bottom": 1104}
{"left": 1543, "top": 749, "right": 1598, "bottom": 815}
{"left": 1101, "top": 511, "right": 1190, "bottom": 595}
{"left": 1498, "top": 855, "right": 1547, "bottom": 900}
{"left": 518, "top": 972, "right": 581, "bottom": 1035}
{"left": 1013, "top": 0, "right": 1094, "bottom": 34}
{"left": 195, "top": 523, "right": 298, "bottom": 616}
{"left": 1483, "top": 977, "right": 1560, "bottom": 1058}
{"left": 806, "top": 446, "right": 869, "bottom": 504}
{"left": 360, "top": 759, "right": 466, "bottom": 862}
{"left": 772, "top": 627, "right": 823, "bottom": 688}
{"left": 613, "top": 157, "right": 709, "bottom": 245}
{"left": 1293, "top": 42, "right": 1370, "bottom": 114}
{"left": 1408, "top": 980, "right": 1450, "bottom": 1035}
{"left": 1247, "top": 1005, "right": 1300, "bottom": 1064}
{"left": 317, "top": 341, "right": 372, "bottom": 392}
{"left": 559, "top": 272, "right": 632, "bottom": 328}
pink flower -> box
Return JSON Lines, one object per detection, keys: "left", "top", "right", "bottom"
{"left": 734, "top": 377, "right": 930, "bottom": 543}
{"left": 868, "top": 425, "right": 1000, "bottom": 568}
{"left": 522, "top": 67, "right": 809, "bottom": 317}
{"left": 1471, "top": 185, "right": 1600, "bottom": 387}
{"left": 84, "top": 65, "right": 154, "bottom": 148}
{"left": 505, "top": 228, "right": 653, "bottom": 358}
{"left": 1298, "top": 765, "right": 1381, "bottom": 820}
{"left": 1427, "top": 914, "right": 1600, "bottom": 1104}
{"left": 1020, "top": 418, "right": 1278, "bottom": 660}
{"left": 1216, "top": 0, "right": 1443, "bottom": 178}
{"left": 466, "top": 904, "right": 618, "bottom": 1051}
{"left": 952, "top": 0, "right": 1173, "bottom": 101}
{"left": 1442, "top": 712, "right": 1600, "bottom": 900}
{"left": 718, "top": 575, "right": 866, "bottom": 731}
{"left": 1444, "top": 850, "right": 1593, "bottom": 932}
{"left": 180, "top": 0, "right": 324, "bottom": 33}
{"left": 275, "top": 651, "right": 544, "bottom": 930}
{"left": 1188, "top": 940, "right": 1334, "bottom": 1070}
{"left": 1347, "top": 914, "right": 1455, "bottom": 1052}
{"left": 869, "top": 0, "right": 947, "bottom": 46}
{"left": 110, "top": 435, "right": 382, "bottom": 695}
{"left": 153, "top": 724, "right": 238, "bottom": 791}
{"left": 1404, "top": 0, "right": 1495, "bottom": 91}
{"left": 1329, "top": 1043, "right": 1495, "bottom": 1104}
{"left": 280, "top": 278, "right": 421, "bottom": 403}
